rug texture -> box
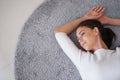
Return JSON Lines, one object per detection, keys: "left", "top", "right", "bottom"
{"left": 15, "top": 0, "right": 120, "bottom": 80}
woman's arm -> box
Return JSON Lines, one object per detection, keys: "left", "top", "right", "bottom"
{"left": 54, "top": 6, "right": 105, "bottom": 35}
{"left": 99, "top": 16, "right": 120, "bottom": 26}
{"left": 54, "top": 17, "right": 86, "bottom": 35}
{"left": 109, "top": 18, "right": 120, "bottom": 26}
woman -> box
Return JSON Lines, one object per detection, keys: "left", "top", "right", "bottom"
{"left": 54, "top": 6, "right": 120, "bottom": 80}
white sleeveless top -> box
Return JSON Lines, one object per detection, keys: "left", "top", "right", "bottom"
{"left": 55, "top": 32, "right": 120, "bottom": 80}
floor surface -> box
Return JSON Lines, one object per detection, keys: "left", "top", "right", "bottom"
{"left": 0, "top": 0, "right": 44, "bottom": 80}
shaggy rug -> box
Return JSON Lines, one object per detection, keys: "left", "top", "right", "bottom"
{"left": 15, "top": 0, "right": 120, "bottom": 80}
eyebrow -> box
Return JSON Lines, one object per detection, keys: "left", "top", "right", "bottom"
{"left": 76, "top": 30, "right": 84, "bottom": 38}
{"left": 78, "top": 30, "right": 84, "bottom": 35}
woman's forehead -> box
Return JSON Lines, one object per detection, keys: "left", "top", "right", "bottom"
{"left": 76, "top": 26, "right": 89, "bottom": 33}
{"left": 76, "top": 26, "right": 93, "bottom": 36}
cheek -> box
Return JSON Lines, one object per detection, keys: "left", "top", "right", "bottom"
{"left": 83, "top": 35, "right": 96, "bottom": 49}
{"left": 83, "top": 34, "right": 93, "bottom": 42}
{"left": 86, "top": 35, "right": 96, "bottom": 44}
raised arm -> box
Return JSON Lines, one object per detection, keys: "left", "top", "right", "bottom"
{"left": 54, "top": 17, "right": 85, "bottom": 35}
{"left": 99, "top": 16, "right": 120, "bottom": 26}
{"left": 54, "top": 6, "right": 105, "bottom": 35}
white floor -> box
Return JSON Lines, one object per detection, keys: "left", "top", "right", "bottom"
{"left": 0, "top": 0, "right": 44, "bottom": 80}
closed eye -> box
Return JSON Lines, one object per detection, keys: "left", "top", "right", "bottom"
{"left": 77, "top": 31, "right": 85, "bottom": 41}
{"left": 80, "top": 31, "right": 85, "bottom": 36}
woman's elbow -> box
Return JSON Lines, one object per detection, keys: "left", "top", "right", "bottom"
{"left": 54, "top": 28, "right": 63, "bottom": 34}
{"left": 54, "top": 29, "right": 59, "bottom": 34}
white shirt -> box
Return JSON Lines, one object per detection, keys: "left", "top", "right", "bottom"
{"left": 55, "top": 32, "right": 120, "bottom": 80}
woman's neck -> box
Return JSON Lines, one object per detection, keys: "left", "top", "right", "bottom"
{"left": 93, "top": 37, "right": 108, "bottom": 51}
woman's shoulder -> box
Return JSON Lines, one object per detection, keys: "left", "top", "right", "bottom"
{"left": 111, "top": 47, "right": 120, "bottom": 55}
{"left": 116, "top": 47, "right": 120, "bottom": 52}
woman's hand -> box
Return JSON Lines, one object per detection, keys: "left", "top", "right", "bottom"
{"left": 84, "top": 6, "right": 105, "bottom": 20}
{"left": 98, "top": 16, "right": 110, "bottom": 24}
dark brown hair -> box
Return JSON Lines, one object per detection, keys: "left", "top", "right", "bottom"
{"left": 76, "top": 19, "right": 116, "bottom": 49}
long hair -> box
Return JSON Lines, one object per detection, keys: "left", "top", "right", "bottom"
{"left": 76, "top": 19, "right": 116, "bottom": 49}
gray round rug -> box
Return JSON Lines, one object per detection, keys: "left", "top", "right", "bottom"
{"left": 15, "top": 0, "right": 120, "bottom": 80}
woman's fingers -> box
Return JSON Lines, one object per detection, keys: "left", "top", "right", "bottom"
{"left": 92, "top": 6, "right": 98, "bottom": 11}
{"left": 92, "top": 6, "right": 105, "bottom": 13}
{"left": 97, "top": 6, "right": 105, "bottom": 13}
{"left": 93, "top": 6, "right": 99, "bottom": 11}
{"left": 84, "top": 6, "right": 105, "bottom": 19}
{"left": 99, "top": 7, "right": 105, "bottom": 13}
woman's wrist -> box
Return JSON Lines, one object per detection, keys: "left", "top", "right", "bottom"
{"left": 104, "top": 16, "right": 111, "bottom": 25}
{"left": 98, "top": 16, "right": 111, "bottom": 25}
{"left": 80, "top": 17, "right": 87, "bottom": 21}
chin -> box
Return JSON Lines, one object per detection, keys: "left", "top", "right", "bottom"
{"left": 81, "top": 44, "right": 93, "bottom": 52}
{"left": 84, "top": 47, "right": 92, "bottom": 51}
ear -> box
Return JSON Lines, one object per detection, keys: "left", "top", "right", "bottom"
{"left": 93, "top": 27, "right": 100, "bottom": 35}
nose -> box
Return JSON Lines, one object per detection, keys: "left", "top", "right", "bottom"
{"left": 78, "top": 37, "right": 85, "bottom": 47}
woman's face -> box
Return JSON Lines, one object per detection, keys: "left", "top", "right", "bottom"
{"left": 76, "top": 26, "right": 98, "bottom": 51}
